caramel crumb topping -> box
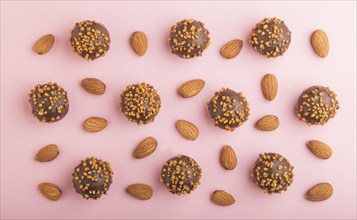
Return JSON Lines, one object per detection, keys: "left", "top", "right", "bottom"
{"left": 70, "top": 20, "right": 110, "bottom": 60}
{"left": 120, "top": 82, "right": 161, "bottom": 125}
{"left": 160, "top": 155, "right": 202, "bottom": 195}
{"left": 249, "top": 17, "right": 291, "bottom": 58}
{"left": 169, "top": 18, "right": 210, "bottom": 58}
{"left": 251, "top": 153, "right": 294, "bottom": 194}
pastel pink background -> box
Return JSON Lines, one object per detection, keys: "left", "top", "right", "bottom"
{"left": 1, "top": 1, "right": 356, "bottom": 219}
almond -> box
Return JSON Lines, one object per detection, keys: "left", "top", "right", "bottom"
{"left": 306, "top": 140, "right": 332, "bottom": 159}
{"left": 178, "top": 79, "right": 205, "bottom": 98}
{"left": 255, "top": 115, "right": 279, "bottom": 131}
{"left": 35, "top": 144, "right": 59, "bottom": 162}
{"left": 33, "top": 34, "right": 55, "bottom": 55}
{"left": 81, "top": 78, "right": 106, "bottom": 95}
{"left": 211, "top": 190, "right": 236, "bottom": 206}
{"left": 220, "top": 145, "right": 237, "bottom": 170}
{"left": 220, "top": 39, "right": 243, "bottom": 59}
{"left": 130, "top": 31, "right": 148, "bottom": 56}
{"left": 83, "top": 117, "right": 108, "bottom": 132}
{"left": 39, "top": 182, "right": 62, "bottom": 201}
{"left": 133, "top": 137, "right": 158, "bottom": 159}
{"left": 311, "top": 29, "right": 329, "bottom": 58}
{"left": 305, "top": 183, "right": 333, "bottom": 201}
{"left": 126, "top": 184, "right": 153, "bottom": 200}
{"left": 261, "top": 74, "right": 278, "bottom": 101}
{"left": 175, "top": 120, "right": 199, "bottom": 141}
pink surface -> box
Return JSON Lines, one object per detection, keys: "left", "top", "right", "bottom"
{"left": 1, "top": 1, "right": 356, "bottom": 219}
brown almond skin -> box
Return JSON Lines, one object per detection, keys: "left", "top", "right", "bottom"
{"left": 307, "top": 140, "right": 332, "bottom": 159}
{"left": 178, "top": 79, "right": 205, "bottom": 98}
{"left": 35, "top": 144, "right": 59, "bottom": 162}
{"left": 311, "top": 29, "right": 329, "bottom": 58}
{"left": 220, "top": 39, "right": 243, "bottom": 59}
{"left": 33, "top": 34, "right": 55, "bottom": 55}
{"left": 130, "top": 31, "right": 148, "bottom": 56}
{"left": 126, "top": 184, "right": 153, "bottom": 200}
{"left": 133, "top": 137, "right": 158, "bottom": 159}
{"left": 175, "top": 120, "right": 199, "bottom": 141}
{"left": 83, "top": 117, "right": 108, "bottom": 132}
{"left": 211, "top": 190, "right": 236, "bottom": 206}
{"left": 305, "top": 183, "right": 333, "bottom": 201}
{"left": 81, "top": 78, "right": 106, "bottom": 95}
{"left": 220, "top": 145, "right": 237, "bottom": 170}
{"left": 261, "top": 74, "right": 278, "bottom": 101}
{"left": 255, "top": 115, "right": 279, "bottom": 131}
{"left": 39, "top": 182, "right": 62, "bottom": 201}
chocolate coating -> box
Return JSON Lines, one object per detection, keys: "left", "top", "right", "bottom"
{"left": 28, "top": 82, "right": 69, "bottom": 122}
{"left": 296, "top": 86, "right": 339, "bottom": 125}
{"left": 169, "top": 18, "right": 210, "bottom": 58}
{"left": 72, "top": 157, "right": 113, "bottom": 200}
{"left": 251, "top": 153, "right": 294, "bottom": 194}
{"left": 120, "top": 82, "right": 161, "bottom": 125}
{"left": 208, "top": 88, "right": 250, "bottom": 131}
{"left": 70, "top": 20, "right": 110, "bottom": 60}
{"left": 249, "top": 17, "right": 291, "bottom": 58}
{"left": 160, "top": 155, "right": 202, "bottom": 195}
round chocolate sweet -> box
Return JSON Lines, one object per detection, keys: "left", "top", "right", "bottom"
{"left": 120, "top": 82, "right": 161, "bottom": 125}
{"left": 208, "top": 88, "right": 250, "bottom": 131}
{"left": 296, "top": 86, "right": 339, "bottom": 125}
{"left": 160, "top": 154, "right": 202, "bottom": 195}
{"left": 251, "top": 153, "right": 294, "bottom": 194}
{"left": 169, "top": 18, "right": 210, "bottom": 58}
{"left": 70, "top": 20, "right": 110, "bottom": 60}
{"left": 28, "top": 82, "right": 69, "bottom": 122}
{"left": 72, "top": 157, "right": 113, "bottom": 200}
{"left": 249, "top": 17, "right": 291, "bottom": 58}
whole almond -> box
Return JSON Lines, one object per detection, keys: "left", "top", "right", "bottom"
{"left": 211, "top": 190, "right": 236, "bottom": 206}
{"left": 261, "top": 74, "right": 278, "bottom": 101}
{"left": 305, "top": 183, "right": 333, "bottom": 201}
{"left": 311, "top": 29, "right": 329, "bottom": 58}
{"left": 178, "top": 79, "right": 205, "bottom": 98}
{"left": 175, "top": 120, "right": 199, "bottom": 141}
{"left": 83, "top": 117, "right": 108, "bottom": 132}
{"left": 39, "top": 182, "right": 62, "bottom": 201}
{"left": 133, "top": 137, "right": 158, "bottom": 159}
{"left": 306, "top": 140, "right": 332, "bottom": 159}
{"left": 35, "top": 144, "right": 59, "bottom": 162}
{"left": 220, "top": 145, "right": 237, "bottom": 170}
{"left": 255, "top": 115, "right": 279, "bottom": 131}
{"left": 130, "top": 31, "right": 148, "bottom": 56}
{"left": 220, "top": 39, "right": 243, "bottom": 59}
{"left": 81, "top": 78, "right": 106, "bottom": 95}
{"left": 33, "top": 34, "right": 55, "bottom": 55}
{"left": 126, "top": 184, "right": 153, "bottom": 200}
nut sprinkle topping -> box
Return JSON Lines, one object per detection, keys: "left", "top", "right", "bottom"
{"left": 70, "top": 20, "right": 110, "bottom": 60}
{"left": 72, "top": 157, "right": 113, "bottom": 200}
{"left": 120, "top": 82, "right": 161, "bottom": 125}
{"left": 160, "top": 155, "right": 202, "bottom": 195}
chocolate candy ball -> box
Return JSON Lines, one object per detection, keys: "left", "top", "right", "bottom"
{"left": 251, "top": 153, "right": 294, "bottom": 194}
{"left": 72, "top": 157, "right": 113, "bottom": 200}
{"left": 160, "top": 155, "right": 202, "bottom": 195}
{"left": 208, "top": 88, "right": 250, "bottom": 131}
{"left": 296, "top": 86, "right": 339, "bottom": 125}
{"left": 70, "top": 20, "right": 110, "bottom": 60}
{"left": 120, "top": 82, "right": 161, "bottom": 125}
{"left": 28, "top": 82, "right": 69, "bottom": 122}
{"left": 169, "top": 18, "right": 210, "bottom": 58}
{"left": 249, "top": 17, "right": 291, "bottom": 58}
